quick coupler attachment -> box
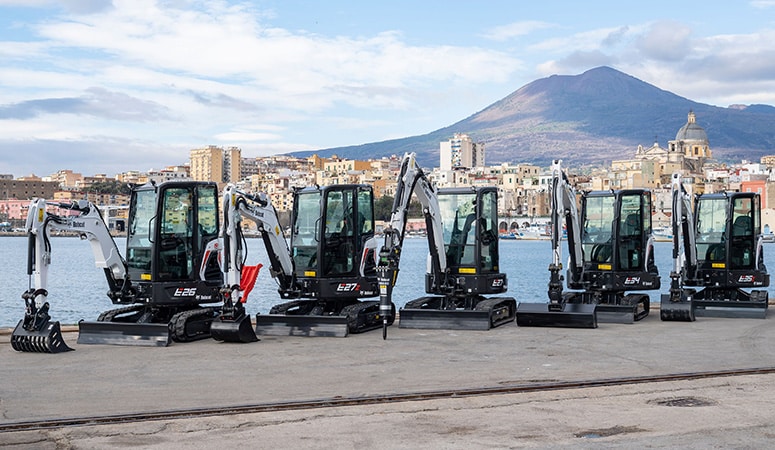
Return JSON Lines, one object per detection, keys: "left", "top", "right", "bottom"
{"left": 11, "top": 319, "right": 73, "bottom": 353}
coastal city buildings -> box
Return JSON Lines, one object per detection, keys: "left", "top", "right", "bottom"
{"left": 2, "top": 112, "right": 775, "bottom": 234}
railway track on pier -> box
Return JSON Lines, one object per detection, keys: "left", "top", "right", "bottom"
{"left": 2, "top": 366, "right": 774, "bottom": 433}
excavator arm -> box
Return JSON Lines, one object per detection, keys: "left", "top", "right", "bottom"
{"left": 547, "top": 160, "right": 583, "bottom": 305}
{"left": 659, "top": 173, "right": 697, "bottom": 321}
{"left": 211, "top": 184, "right": 298, "bottom": 342}
{"left": 377, "top": 152, "right": 447, "bottom": 338}
{"left": 516, "top": 159, "right": 597, "bottom": 328}
{"left": 12, "top": 198, "right": 132, "bottom": 353}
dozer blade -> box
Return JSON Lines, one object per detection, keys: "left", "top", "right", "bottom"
{"left": 10, "top": 320, "right": 73, "bottom": 353}
{"left": 211, "top": 314, "right": 258, "bottom": 343}
{"left": 595, "top": 298, "right": 649, "bottom": 324}
{"left": 516, "top": 302, "right": 597, "bottom": 328}
{"left": 398, "top": 296, "right": 516, "bottom": 330}
{"left": 691, "top": 288, "right": 768, "bottom": 319}
{"left": 660, "top": 294, "right": 695, "bottom": 322}
{"left": 254, "top": 314, "right": 350, "bottom": 337}
{"left": 399, "top": 308, "right": 493, "bottom": 330}
{"left": 693, "top": 301, "right": 768, "bottom": 319}
{"left": 77, "top": 321, "right": 170, "bottom": 347}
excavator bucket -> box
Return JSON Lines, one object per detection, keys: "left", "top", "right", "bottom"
{"left": 660, "top": 293, "right": 695, "bottom": 322}
{"left": 77, "top": 321, "right": 171, "bottom": 347}
{"left": 10, "top": 320, "right": 73, "bottom": 353}
{"left": 211, "top": 313, "right": 258, "bottom": 343}
{"left": 515, "top": 302, "right": 597, "bottom": 328}
{"left": 399, "top": 297, "right": 516, "bottom": 330}
{"left": 211, "top": 264, "right": 260, "bottom": 343}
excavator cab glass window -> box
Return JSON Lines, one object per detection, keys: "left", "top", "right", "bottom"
{"left": 582, "top": 195, "right": 615, "bottom": 265}
{"left": 730, "top": 196, "right": 756, "bottom": 269}
{"left": 291, "top": 191, "right": 320, "bottom": 276}
{"left": 696, "top": 197, "right": 727, "bottom": 264}
{"left": 158, "top": 187, "right": 194, "bottom": 280}
{"left": 439, "top": 191, "right": 477, "bottom": 268}
{"left": 480, "top": 190, "right": 499, "bottom": 272}
{"left": 321, "top": 189, "right": 357, "bottom": 276}
{"left": 618, "top": 193, "right": 645, "bottom": 271}
{"left": 357, "top": 188, "right": 376, "bottom": 276}
{"left": 196, "top": 185, "right": 220, "bottom": 281}
{"left": 127, "top": 187, "right": 156, "bottom": 273}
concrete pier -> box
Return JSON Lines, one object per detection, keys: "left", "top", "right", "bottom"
{"left": 1, "top": 311, "right": 774, "bottom": 448}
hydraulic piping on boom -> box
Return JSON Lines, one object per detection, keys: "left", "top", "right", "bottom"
{"left": 377, "top": 153, "right": 516, "bottom": 339}
{"left": 516, "top": 159, "right": 660, "bottom": 328}
{"left": 11, "top": 199, "right": 134, "bottom": 353}
{"left": 661, "top": 173, "right": 769, "bottom": 320}
{"left": 210, "top": 185, "right": 296, "bottom": 342}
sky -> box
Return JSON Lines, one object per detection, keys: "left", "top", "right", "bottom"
{"left": 1, "top": 0, "right": 775, "bottom": 178}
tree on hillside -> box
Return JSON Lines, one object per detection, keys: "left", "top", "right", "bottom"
{"left": 88, "top": 180, "right": 133, "bottom": 195}
{"left": 374, "top": 195, "right": 422, "bottom": 221}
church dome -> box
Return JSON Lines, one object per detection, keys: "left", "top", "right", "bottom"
{"left": 675, "top": 110, "right": 708, "bottom": 142}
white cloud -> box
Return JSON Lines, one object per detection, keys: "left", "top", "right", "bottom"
{"left": 480, "top": 21, "right": 555, "bottom": 42}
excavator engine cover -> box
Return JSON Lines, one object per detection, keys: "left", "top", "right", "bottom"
{"left": 11, "top": 320, "right": 73, "bottom": 353}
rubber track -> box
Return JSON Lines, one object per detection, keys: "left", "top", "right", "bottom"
{"left": 2, "top": 366, "right": 774, "bottom": 432}
{"left": 97, "top": 305, "right": 145, "bottom": 322}
{"left": 171, "top": 307, "right": 218, "bottom": 342}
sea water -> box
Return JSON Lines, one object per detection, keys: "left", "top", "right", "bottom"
{"left": 1, "top": 236, "right": 773, "bottom": 327}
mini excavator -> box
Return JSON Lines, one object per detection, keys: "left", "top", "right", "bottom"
{"left": 661, "top": 173, "right": 769, "bottom": 320}
{"left": 376, "top": 153, "right": 516, "bottom": 339}
{"left": 249, "top": 183, "right": 393, "bottom": 337}
{"left": 516, "top": 160, "right": 660, "bottom": 328}
{"left": 11, "top": 180, "right": 393, "bottom": 352}
{"left": 12, "top": 181, "right": 226, "bottom": 351}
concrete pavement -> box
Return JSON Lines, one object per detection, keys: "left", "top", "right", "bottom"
{"left": 1, "top": 311, "right": 774, "bottom": 448}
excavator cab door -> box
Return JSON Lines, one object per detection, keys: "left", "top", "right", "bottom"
{"left": 692, "top": 191, "right": 769, "bottom": 318}
{"left": 580, "top": 190, "right": 656, "bottom": 279}
{"left": 435, "top": 187, "right": 506, "bottom": 296}
{"left": 290, "top": 184, "right": 378, "bottom": 300}
{"left": 695, "top": 192, "right": 767, "bottom": 283}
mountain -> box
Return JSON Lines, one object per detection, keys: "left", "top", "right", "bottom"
{"left": 290, "top": 66, "right": 775, "bottom": 168}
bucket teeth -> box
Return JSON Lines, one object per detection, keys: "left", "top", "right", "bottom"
{"left": 10, "top": 320, "right": 73, "bottom": 353}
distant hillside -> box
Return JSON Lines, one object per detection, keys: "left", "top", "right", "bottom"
{"left": 290, "top": 66, "right": 775, "bottom": 168}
